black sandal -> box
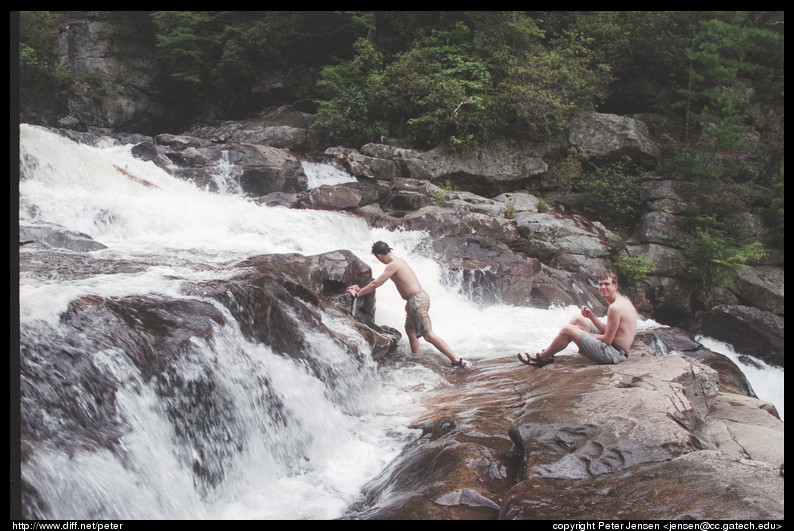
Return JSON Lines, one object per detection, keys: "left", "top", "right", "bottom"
{"left": 451, "top": 358, "right": 467, "bottom": 368}
{"left": 517, "top": 352, "right": 554, "bottom": 367}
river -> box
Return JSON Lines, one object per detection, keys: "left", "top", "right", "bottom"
{"left": 17, "top": 124, "right": 783, "bottom": 519}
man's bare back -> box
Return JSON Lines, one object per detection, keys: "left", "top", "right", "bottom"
{"left": 378, "top": 256, "right": 422, "bottom": 300}
{"left": 346, "top": 254, "right": 422, "bottom": 300}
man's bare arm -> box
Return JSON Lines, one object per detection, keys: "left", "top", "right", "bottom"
{"left": 348, "top": 263, "right": 397, "bottom": 297}
{"left": 582, "top": 306, "right": 606, "bottom": 333}
{"left": 597, "top": 305, "right": 620, "bottom": 345}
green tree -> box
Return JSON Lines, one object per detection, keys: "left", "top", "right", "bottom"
{"left": 151, "top": 12, "right": 219, "bottom": 95}
{"left": 490, "top": 27, "right": 612, "bottom": 141}
{"left": 314, "top": 11, "right": 613, "bottom": 150}
{"left": 18, "top": 11, "right": 71, "bottom": 122}
{"left": 664, "top": 12, "right": 783, "bottom": 287}
{"left": 558, "top": 157, "right": 644, "bottom": 231}
{"left": 677, "top": 13, "right": 783, "bottom": 155}
{"left": 612, "top": 253, "right": 653, "bottom": 287}
{"left": 375, "top": 21, "right": 494, "bottom": 149}
{"left": 678, "top": 217, "right": 765, "bottom": 287}
{"left": 765, "top": 164, "right": 784, "bottom": 249}
{"left": 314, "top": 37, "right": 387, "bottom": 145}
{"left": 149, "top": 11, "right": 360, "bottom": 123}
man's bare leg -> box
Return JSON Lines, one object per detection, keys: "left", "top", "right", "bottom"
{"left": 538, "top": 324, "right": 584, "bottom": 361}
{"left": 423, "top": 330, "right": 462, "bottom": 365}
{"left": 408, "top": 328, "right": 464, "bottom": 366}
{"left": 569, "top": 314, "right": 591, "bottom": 330}
{"left": 406, "top": 328, "right": 421, "bottom": 355}
{"left": 520, "top": 323, "right": 585, "bottom": 365}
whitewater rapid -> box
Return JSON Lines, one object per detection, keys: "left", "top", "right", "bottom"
{"left": 17, "top": 124, "right": 783, "bottom": 519}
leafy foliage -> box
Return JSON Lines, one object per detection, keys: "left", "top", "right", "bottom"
{"left": 374, "top": 22, "right": 494, "bottom": 149}
{"left": 18, "top": 10, "right": 784, "bottom": 290}
{"left": 612, "top": 253, "right": 654, "bottom": 287}
{"left": 678, "top": 219, "right": 766, "bottom": 287}
{"left": 661, "top": 12, "right": 783, "bottom": 286}
{"left": 765, "top": 165, "right": 784, "bottom": 248}
{"left": 558, "top": 156, "right": 644, "bottom": 231}
{"left": 314, "top": 12, "right": 613, "bottom": 150}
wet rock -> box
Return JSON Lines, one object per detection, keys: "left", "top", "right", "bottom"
{"left": 299, "top": 184, "right": 364, "bottom": 210}
{"left": 19, "top": 248, "right": 402, "bottom": 510}
{"left": 183, "top": 249, "right": 399, "bottom": 362}
{"left": 499, "top": 450, "right": 783, "bottom": 520}
{"left": 21, "top": 293, "right": 231, "bottom": 492}
{"left": 345, "top": 346, "right": 783, "bottom": 520}
{"left": 19, "top": 221, "right": 107, "bottom": 252}
{"left": 690, "top": 305, "right": 784, "bottom": 367}
{"left": 427, "top": 234, "right": 605, "bottom": 310}
{"left": 732, "top": 266, "right": 785, "bottom": 316}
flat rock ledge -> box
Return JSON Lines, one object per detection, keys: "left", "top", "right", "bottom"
{"left": 344, "top": 345, "right": 783, "bottom": 520}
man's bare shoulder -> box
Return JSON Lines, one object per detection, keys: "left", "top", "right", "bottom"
{"left": 389, "top": 257, "right": 412, "bottom": 271}
{"left": 615, "top": 293, "right": 637, "bottom": 315}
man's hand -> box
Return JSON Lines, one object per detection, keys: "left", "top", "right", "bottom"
{"left": 581, "top": 306, "right": 594, "bottom": 320}
{"left": 346, "top": 285, "right": 361, "bottom": 296}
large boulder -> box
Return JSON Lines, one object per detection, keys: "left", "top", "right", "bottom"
{"left": 185, "top": 105, "right": 329, "bottom": 151}
{"left": 690, "top": 305, "right": 784, "bottom": 367}
{"left": 731, "top": 265, "right": 785, "bottom": 316}
{"left": 345, "top": 342, "right": 783, "bottom": 520}
{"left": 401, "top": 140, "right": 549, "bottom": 197}
{"left": 132, "top": 133, "right": 310, "bottom": 196}
{"left": 335, "top": 141, "right": 548, "bottom": 197}
{"left": 19, "top": 248, "right": 403, "bottom": 517}
{"left": 427, "top": 234, "right": 605, "bottom": 311}
{"left": 184, "top": 250, "right": 399, "bottom": 362}
{"left": 569, "top": 111, "right": 661, "bottom": 160}
{"left": 371, "top": 204, "right": 520, "bottom": 245}
{"left": 22, "top": 294, "right": 231, "bottom": 490}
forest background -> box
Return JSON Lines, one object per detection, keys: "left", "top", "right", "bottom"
{"left": 17, "top": 11, "right": 784, "bottom": 289}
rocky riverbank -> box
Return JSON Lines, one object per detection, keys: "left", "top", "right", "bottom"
{"left": 46, "top": 108, "right": 783, "bottom": 369}
{"left": 19, "top": 242, "right": 783, "bottom": 519}
{"left": 19, "top": 13, "right": 783, "bottom": 520}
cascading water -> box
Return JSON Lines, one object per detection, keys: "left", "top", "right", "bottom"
{"left": 302, "top": 160, "right": 358, "bottom": 189}
{"left": 16, "top": 124, "right": 783, "bottom": 519}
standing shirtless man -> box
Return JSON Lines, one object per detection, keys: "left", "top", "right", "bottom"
{"left": 346, "top": 241, "right": 466, "bottom": 368}
{"left": 518, "top": 270, "right": 637, "bottom": 367}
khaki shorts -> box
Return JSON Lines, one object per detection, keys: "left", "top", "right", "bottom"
{"left": 578, "top": 323, "right": 629, "bottom": 364}
{"left": 405, "top": 290, "right": 432, "bottom": 338}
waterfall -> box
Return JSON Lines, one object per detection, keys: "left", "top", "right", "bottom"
{"left": 16, "top": 124, "right": 784, "bottom": 519}
{"left": 302, "top": 160, "right": 358, "bottom": 189}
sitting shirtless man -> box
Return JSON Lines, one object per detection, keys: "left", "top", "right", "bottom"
{"left": 346, "top": 241, "right": 466, "bottom": 368}
{"left": 518, "top": 270, "right": 637, "bottom": 367}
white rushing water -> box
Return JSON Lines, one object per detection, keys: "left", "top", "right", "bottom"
{"left": 17, "top": 124, "right": 784, "bottom": 519}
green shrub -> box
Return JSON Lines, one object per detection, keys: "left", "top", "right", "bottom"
{"left": 678, "top": 220, "right": 766, "bottom": 287}
{"left": 558, "top": 156, "right": 643, "bottom": 231}
{"left": 612, "top": 253, "right": 653, "bottom": 287}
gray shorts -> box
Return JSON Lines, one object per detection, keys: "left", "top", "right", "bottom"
{"left": 578, "top": 324, "right": 629, "bottom": 364}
